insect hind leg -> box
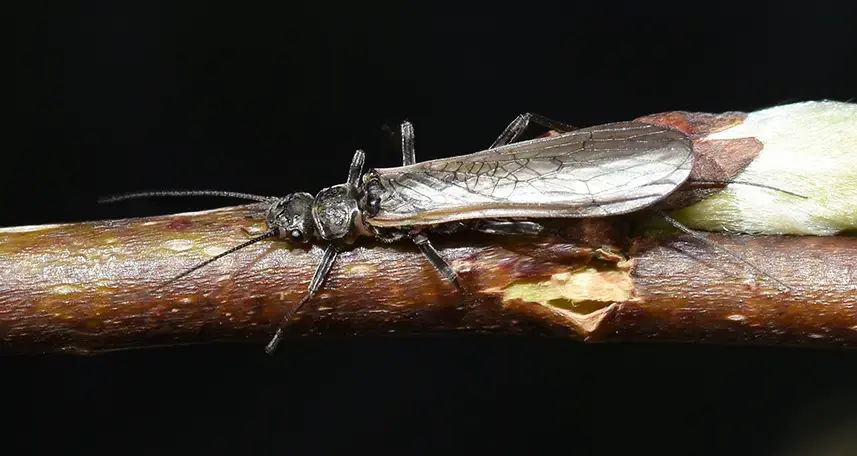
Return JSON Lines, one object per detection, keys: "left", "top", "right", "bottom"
{"left": 490, "top": 113, "right": 578, "bottom": 149}
{"left": 470, "top": 219, "right": 544, "bottom": 236}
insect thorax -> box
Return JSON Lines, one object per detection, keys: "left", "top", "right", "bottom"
{"left": 361, "top": 170, "right": 385, "bottom": 218}
{"left": 312, "top": 184, "right": 372, "bottom": 243}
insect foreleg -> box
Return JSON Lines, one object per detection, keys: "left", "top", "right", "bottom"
{"left": 469, "top": 219, "right": 544, "bottom": 236}
{"left": 265, "top": 243, "right": 341, "bottom": 355}
{"left": 412, "top": 233, "right": 463, "bottom": 292}
{"left": 490, "top": 112, "right": 578, "bottom": 149}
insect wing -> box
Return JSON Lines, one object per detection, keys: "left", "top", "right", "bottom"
{"left": 367, "top": 121, "right": 693, "bottom": 227}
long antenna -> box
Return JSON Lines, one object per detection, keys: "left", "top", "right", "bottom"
{"left": 655, "top": 210, "right": 790, "bottom": 290}
{"left": 132, "top": 230, "right": 278, "bottom": 301}
{"left": 687, "top": 179, "right": 808, "bottom": 199}
{"left": 99, "top": 190, "right": 274, "bottom": 204}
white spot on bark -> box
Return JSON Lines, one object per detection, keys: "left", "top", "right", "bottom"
{"left": 204, "top": 245, "right": 228, "bottom": 256}
{"left": 51, "top": 285, "right": 82, "bottom": 294}
{"left": 164, "top": 239, "right": 194, "bottom": 252}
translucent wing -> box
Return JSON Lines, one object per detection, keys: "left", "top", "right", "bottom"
{"left": 366, "top": 121, "right": 694, "bottom": 227}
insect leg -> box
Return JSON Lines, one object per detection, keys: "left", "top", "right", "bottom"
{"left": 529, "top": 113, "right": 578, "bottom": 133}
{"left": 431, "top": 221, "right": 469, "bottom": 235}
{"left": 401, "top": 120, "right": 416, "bottom": 165}
{"left": 347, "top": 149, "right": 366, "bottom": 188}
{"left": 265, "top": 243, "right": 341, "bottom": 355}
{"left": 412, "top": 233, "right": 463, "bottom": 291}
{"left": 490, "top": 113, "right": 532, "bottom": 148}
{"left": 489, "top": 113, "right": 579, "bottom": 149}
{"left": 470, "top": 219, "right": 544, "bottom": 236}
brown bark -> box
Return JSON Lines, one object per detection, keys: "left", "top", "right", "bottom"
{"left": 1, "top": 203, "right": 855, "bottom": 355}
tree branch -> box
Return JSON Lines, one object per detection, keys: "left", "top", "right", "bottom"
{"left": 1, "top": 205, "right": 855, "bottom": 355}
{"left": 1, "top": 101, "right": 855, "bottom": 355}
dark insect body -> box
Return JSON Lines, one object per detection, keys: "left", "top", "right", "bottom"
{"left": 101, "top": 113, "right": 782, "bottom": 354}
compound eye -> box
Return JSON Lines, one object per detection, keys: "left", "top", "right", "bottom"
{"left": 290, "top": 229, "right": 303, "bottom": 241}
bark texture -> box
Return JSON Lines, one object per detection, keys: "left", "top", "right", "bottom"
{"left": 1, "top": 204, "right": 855, "bottom": 355}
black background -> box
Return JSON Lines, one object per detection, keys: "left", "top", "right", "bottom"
{"left": 11, "top": 2, "right": 857, "bottom": 455}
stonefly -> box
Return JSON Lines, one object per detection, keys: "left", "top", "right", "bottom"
{"left": 100, "top": 113, "right": 782, "bottom": 354}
